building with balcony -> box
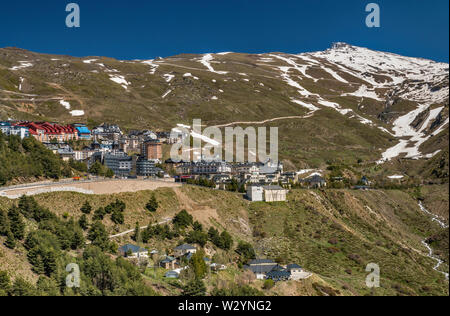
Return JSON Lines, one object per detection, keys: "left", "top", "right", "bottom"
{"left": 104, "top": 151, "right": 132, "bottom": 177}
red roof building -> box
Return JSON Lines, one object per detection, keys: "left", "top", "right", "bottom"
{"left": 16, "top": 122, "right": 78, "bottom": 143}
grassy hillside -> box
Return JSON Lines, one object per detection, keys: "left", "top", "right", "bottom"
{"left": 0, "top": 132, "right": 72, "bottom": 186}
{"left": 1, "top": 48, "right": 448, "bottom": 175}
{"left": 0, "top": 185, "right": 448, "bottom": 296}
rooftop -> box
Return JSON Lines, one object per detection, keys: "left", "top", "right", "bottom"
{"left": 175, "top": 244, "right": 197, "bottom": 250}
{"left": 249, "top": 259, "right": 276, "bottom": 265}
{"left": 262, "top": 185, "right": 284, "bottom": 191}
{"left": 119, "top": 244, "right": 147, "bottom": 254}
{"left": 287, "top": 264, "right": 302, "bottom": 270}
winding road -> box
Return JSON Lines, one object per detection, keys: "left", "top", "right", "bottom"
{"left": 109, "top": 217, "right": 173, "bottom": 239}
{"left": 212, "top": 112, "right": 316, "bottom": 128}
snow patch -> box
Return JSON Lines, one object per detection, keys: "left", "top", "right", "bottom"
{"left": 321, "top": 66, "right": 349, "bottom": 83}
{"left": 141, "top": 60, "right": 159, "bottom": 74}
{"left": 162, "top": 90, "right": 172, "bottom": 99}
{"left": 343, "top": 85, "right": 384, "bottom": 101}
{"left": 199, "top": 54, "right": 228, "bottom": 75}
{"left": 19, "top": 77, "right": 24, "bottom": 91}
{"left": 163, "top": 74, "right": 175, "bottom": 83}
{"left": 109, "top": 75, "right": 130, "bottom": 90}
{"left": 388, "top": 175, "right": 404, "bottom": 179}
{"left": 70, "top": 110, "right": 85, "bottom": 117}
{"left": 59, "top": 100, "right": 71, "bottom": 110}
{"left": 10, "top": 61, "right": 33, "bottom": 71}
{"left": 183, "top": 73, "right": 199, "bottom": 80}
{"left": 378, "top": 105, "right": 449, "bottom": 163}
{"left": 291, "top": 99, "right": 319, "bottom": 112}
{"left": 83, "top": 59, "right": 98, "bottom": 64}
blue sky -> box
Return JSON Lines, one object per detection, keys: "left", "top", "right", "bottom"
{"left": 1, "top": 0, "right": 448, "bottom": 62}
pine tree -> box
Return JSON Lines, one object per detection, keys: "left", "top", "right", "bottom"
{"left": 182, "top": 279, "right": 206, "bottom": 296}
{"left": 8, "top": 207, "right": 25, "bottom": 240}
{"left": 43, "top": 251, "right": 57, "bottom": 277}
{"left": 80, "top": 201, "right": 92, "bottom": 214}
{"left": 0, "top": 210, "right": 9, "bottom": 235}
{"left": 145, "top": 194, "right": 159, "bottom": 213}
{"left": 173, "top": 210, "right": 193, "bottom": 229}
{"left": 78, "top": 214, "right": 89, "bottom": 230}
{"left": 27, "top": 248, "right": 45, "bottom": 274}
{"left": 219, "top": 231, "right": 233, "bottom": 250}
{"left": 93, "top": 207, "right": 106, "bottom": 220}
{"left": 71, "top": 227, "right": 85, "bottom": 249}
{"left": 0, "top": 270, "right": 11, "bottom": 296}
{"left": 5, "top": 230, "right": 16, "bottom": 249}
{"left": 189, "top": 250, "right": 208, "bottom": 280}
{"left": 88, "top": 221, "right": 109, "bottom": 251}
{"left": 111, "top": 209, "right": 124, "bottom": 224}
{"left": 132, "top": 222, "right": 140, "bottom": 242}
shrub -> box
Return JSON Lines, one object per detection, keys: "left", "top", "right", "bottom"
{"left": 263, "top": 279, "right": 275, "bottom": 290}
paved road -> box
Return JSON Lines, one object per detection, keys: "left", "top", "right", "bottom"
{"left": 0, "top": 177, "right": 174, "bottom": 194}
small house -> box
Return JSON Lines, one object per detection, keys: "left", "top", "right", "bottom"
{"left": 160, "top": 256, "right": 177, "bottom": 270}
{"left": 287, "top": 264, "right": 304, "bottom": 280}
{"left": 247, "top": 186, "right": 264, "bottom": 202}
{"left": 266, "top": 269, "right": 291, "bottom": 282}
{"left": 244, "top": 259, "right": 278, "bottom": 280}
{"left": 174, "top": 244, "right": 197, "bottom": 258}
{"left": 75, "top": 126, "right": 92, "bottom": 140}
{"left": 263, "top": 185, "right": 287, "bottom": 202}
{"left": 118, "top": 244, "right": 148, "bottom": 259}
{"left": 303, "top": 175, "right": 327, "bottom": 188}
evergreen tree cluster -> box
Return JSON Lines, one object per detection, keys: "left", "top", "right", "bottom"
{"left": 186, "top": 177, "right": 216, "bottom": 189}
{"left": 0, "top": 133, "right": 69, "bottom": 185}
{"left": 0, "top": 196, "right": 156, "bottom": 296}
{"left": 88, "top": 161, "right": 114, "bottom": 178}
{"left": 90, "top": 199, "right": 126, "bottom": 224}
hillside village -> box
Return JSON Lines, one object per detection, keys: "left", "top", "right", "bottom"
{"left": 118, "top": 241, "right": 308, "bottom": 283}
{"left": 0, "top": 119, "right": 448, "bottom": 296}
{"left": 0, "top": 41, "right": 448, "bottom": 297}
{"left": 0, "top": 119, "right": 397, "bottom": 198}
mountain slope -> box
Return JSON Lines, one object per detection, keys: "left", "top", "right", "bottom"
{"left": 0, "top": 186, "right": 448, "bottom": 296}
{"left": 0, "top": 44, "right": 448, "bottom": 172}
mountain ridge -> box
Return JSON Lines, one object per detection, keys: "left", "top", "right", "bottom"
{"left": 0, "top": 43, "right": 448, "bottom": 174}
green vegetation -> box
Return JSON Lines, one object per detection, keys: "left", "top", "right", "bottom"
{"left": 88, "top": 161, "right": 114, "bottom": 178}
{"left": 0, "top": 185, "right": 447, "bottom": 296}
{"left": 80, "top": 201, "right": 92, "bottom": 215}
{"left": 0, "top": 133, "right": 69, "bottom": 185}
{"left": 0, "top": 195, "right": 156, "bottom": 296}
{"left": 236, "top": 241, "right": 256, "bottom": 265}
{"left": 173, "top": 209, "right": 194, "bottom": 229}
{"left": 145, "top": 194, "right": 159, "bottom": 213}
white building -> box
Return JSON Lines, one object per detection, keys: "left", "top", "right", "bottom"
{"left": 247, "top": 185, "right": 287, "bottom": 202}
{"left": 173, "top": 244, "right": 197, "bottom": 258}
{"left": 263, "top": 185, "right": 287, "bottom": 202}
{"left": 118, "top": 244, "right": 148, "bottom": 259}
{"left": 0, "top": 122, "right": 30, "bottom": 139}
{"left": 247, "top": 186, "right": 264, "bottom": 202}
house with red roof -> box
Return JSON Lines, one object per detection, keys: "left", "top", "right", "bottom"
{"left": 16, "top": 122, "right": 78, "bottom": 143}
